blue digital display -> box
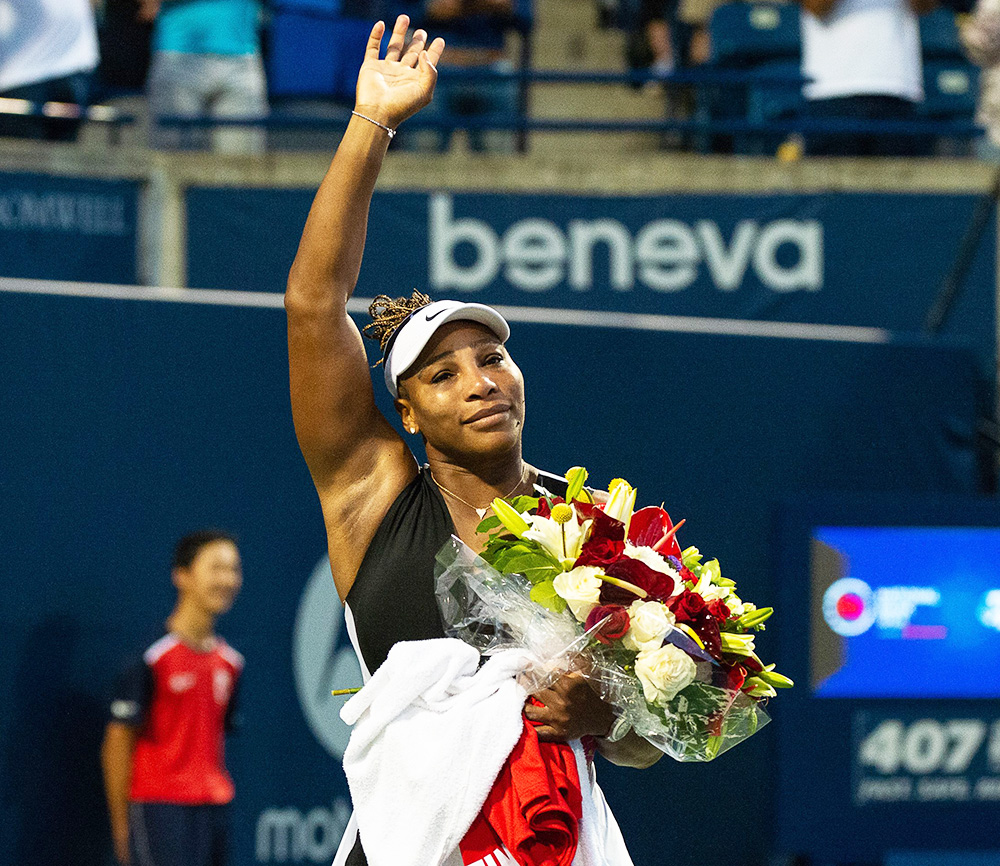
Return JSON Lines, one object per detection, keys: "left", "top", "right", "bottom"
{"left": 811, "top": 526, "right": 1000, "bottom": 698}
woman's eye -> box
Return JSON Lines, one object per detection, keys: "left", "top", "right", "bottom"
{"left": 484, "top": 354, "right": 503, "bottom": 365}
{"left": 431, "top": 370, "right": 453, "bottom": 384}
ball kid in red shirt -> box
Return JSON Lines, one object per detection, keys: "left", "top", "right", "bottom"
{"left": 102, "top": 530, "right": 243, "bottom": 866}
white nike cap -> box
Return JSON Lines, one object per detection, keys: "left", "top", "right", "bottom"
{"left": 383, "top": 300, "right": 510, "bottom": 398}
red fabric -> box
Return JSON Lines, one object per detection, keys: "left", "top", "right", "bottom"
{"left": 130, "top": 638, "right": 241, "bottom": 804}
{"left": 460, "top": 705, "right": 582, "bottom": 866}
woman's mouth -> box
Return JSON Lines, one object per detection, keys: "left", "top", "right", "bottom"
{"left": 463, "top": 403, "right": 512, "bottom": 425}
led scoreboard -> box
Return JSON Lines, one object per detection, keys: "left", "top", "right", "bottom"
{"left": 776, "top": 495, "right": 1000, "bottom": 861}
{"left": 810, "top": 526, "right": 1000, "bottom": 699}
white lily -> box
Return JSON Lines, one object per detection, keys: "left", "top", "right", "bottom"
{"left": 524, "top": 508, "right": 586, "bottom": 563}
{"left": 603, "top": 478, "right": 637, "bottom": 534}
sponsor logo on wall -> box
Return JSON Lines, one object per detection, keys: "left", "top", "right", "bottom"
{"left": 254, "top": 555, "right": 361, "bottom": 862}
{"left": 427, "top": 193, "right": 824, "bottom": 295}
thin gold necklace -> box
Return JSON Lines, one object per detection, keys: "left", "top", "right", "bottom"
{"left": 431, "top": 464, "right": 528, "bottom": 519}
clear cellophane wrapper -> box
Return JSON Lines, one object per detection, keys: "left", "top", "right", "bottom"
{"left": 435, "top": 536, "right": 770, "bottom": 762}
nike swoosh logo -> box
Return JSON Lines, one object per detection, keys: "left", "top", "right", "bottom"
{"left": 424, "top": 308, "right": 448, "bottom": 321}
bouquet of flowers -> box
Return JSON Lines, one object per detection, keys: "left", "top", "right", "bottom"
{"left": 435, "top": 467, "right": 792, "bottom": 762}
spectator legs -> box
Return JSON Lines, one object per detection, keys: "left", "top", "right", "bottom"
{"left": 803, "top": 94, "right": 932, "bottom": 157}
{"left": 148, "top": 52, "right": 267, "bottom": 153}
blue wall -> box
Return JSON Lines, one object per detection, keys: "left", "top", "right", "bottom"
{"left": 186, "top": 189, "right": 997, "bottom": 376}
{"left": 0, "top": 284, "right": 986, "bottom": 866}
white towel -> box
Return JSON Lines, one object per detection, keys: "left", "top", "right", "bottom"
{"left": 338, "top": 637, "right": 635, "bottom": 866}
{"left": 340, "top": 638, "right": 531, "bottom": 866}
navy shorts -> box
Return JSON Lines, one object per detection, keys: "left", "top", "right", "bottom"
{"left": 129, "top": 802, "right": 230, "bottom": 866}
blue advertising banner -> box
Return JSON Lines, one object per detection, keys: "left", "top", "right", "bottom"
{"left": 186, "top": 189, "right": 997, "bottom": 373}
{"left": 0, "top": 172, "right": 139, "bottom": 284}
{"left": 0, "top": 281, "right": 986, "bottom": 866}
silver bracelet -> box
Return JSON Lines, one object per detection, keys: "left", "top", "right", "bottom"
{"left": 351, "top": 110, "right": 396, "bottom": 140}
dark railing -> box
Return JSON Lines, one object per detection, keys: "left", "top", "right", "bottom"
{"left": 0, "top": 68, "right": 983, "bottom": 148}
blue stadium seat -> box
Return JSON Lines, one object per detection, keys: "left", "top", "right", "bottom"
{"left": 919, "top": 8, "right": 965, "bottom": 61}
{"left": 919, "top": 59, "right": 979, "bottom": 120}
{"left": 709, "top": 2, "right": 801, "bottom": 67}
{"left": 267, "top": 6, "right": 371, "bottom": 100}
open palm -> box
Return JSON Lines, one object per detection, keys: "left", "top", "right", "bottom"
{"left": 355, "top": 16, "right": 446, "bottom": 130}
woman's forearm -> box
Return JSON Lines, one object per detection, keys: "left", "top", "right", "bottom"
{"left": 286, "top": 116, "right": 391, "bottom": 307}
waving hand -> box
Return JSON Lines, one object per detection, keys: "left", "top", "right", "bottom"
{"left": 355, "top": 16, "right": 446, "bottom": 130}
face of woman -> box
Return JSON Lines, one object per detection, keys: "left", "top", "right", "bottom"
{"left": 395, "top": 321, "right": 525, "bottom": 461}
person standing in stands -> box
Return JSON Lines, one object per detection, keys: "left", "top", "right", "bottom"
{"left": 0, "top": 0, "right": 99, "bottom": 140}
{"left": 140, "top": 0, "right": 268, "bottom": 153}
{"left": 798, "top": 0, "right": 938, "bottom": 155}
{"left": 101, "top": 530, "right": 244, "bottom": 866}
{"left": 962, "top": 0, "right": 1000, "bottom": 159}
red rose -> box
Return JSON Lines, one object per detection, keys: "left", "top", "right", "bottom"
{"left": 572, "top": 500, "right": 597, "bottom": 520}
{"left": 575, "top": 537, "right": 625, "bottom": 568}
{"left": 668, "top": 590, "right": 707, "bottom": 622}
{"left": 585, "top": 604, "right": 630, "bottom": 645}
{"left": 707, "top": 599, "right": 732, "bottom": 623}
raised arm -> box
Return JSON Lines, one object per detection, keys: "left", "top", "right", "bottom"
{"left": 285, "top": 18, "right": 445, "bottom": 594}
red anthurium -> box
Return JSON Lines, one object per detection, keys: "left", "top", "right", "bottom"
{"left": 588, "top": 508, "right": 625, "bottom": 543}
{"left": 535, "top": 497, "right": 553, "bottom": 519}
{"left": 626, "top": 507, "right": 684, "bottom": 559}
{"left": 573, "top": 500, "right": 597, "bottom": 520}
{"left": 688, "top": 613, "right": 722, "bottom": 660}
{"left": 606, "top": 558, "right": 675, "bottom": 603}
{"left": 628, "top": 507, "right": 670, "bottom": 547}
{"left": 584, "top": 604, "right": 631, "bottom": 645}
{"left": 728, "top": 664, "right": 747, "bottom": 691}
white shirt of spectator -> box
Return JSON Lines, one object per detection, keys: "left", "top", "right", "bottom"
{"left": 801, "top": 0, "right": 924, "bottom": 102}
{"left": 0, "top": 0, "right": 99, "bottom": 93}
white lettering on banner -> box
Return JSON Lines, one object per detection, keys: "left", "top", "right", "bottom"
{"left": 256, "top": 799, "right": 352, "bottom": 863}
{"left": 428, "top": 193, "right": 824, "bottom": 294}
{"left": 0, "top": 191, "right": 128, "bottom": 236}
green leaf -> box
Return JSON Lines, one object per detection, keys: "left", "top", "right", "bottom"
{"left": 508, "top": 495, "right": 540, "bottom": 514}
{"left": 530, "top": 580, "right": 567, "bottom": 614}
{"left": 476, "top": 515, "right": 502, "bottom": 534}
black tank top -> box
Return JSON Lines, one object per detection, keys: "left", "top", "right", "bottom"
{"left": 342, "top": 465, "right": 567, "bottom": 865}
{"left": 346, "top": 466, "right": 569, "bottom": 674}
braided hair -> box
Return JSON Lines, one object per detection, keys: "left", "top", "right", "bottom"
{"left": 362, "top": 290, "right": 433, "bottom": 365}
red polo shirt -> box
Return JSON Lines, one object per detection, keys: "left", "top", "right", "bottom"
{"left": 109, "top": 633, "right": 243, "bottom": 804}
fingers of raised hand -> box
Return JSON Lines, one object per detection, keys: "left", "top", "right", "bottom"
{"left": 365, "top": 20, "right": 386, "bottom": 61}
{"left": 401, "top": 29, "right": 427, "bottom": 67}
{"left": 426, "top": 36, "right": 446, "bottom": 68}
{"left": 384, "top": 14, "right": 410, "bottom": 61}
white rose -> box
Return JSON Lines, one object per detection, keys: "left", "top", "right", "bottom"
{"left": 624, "top": 544, "right": 682, "bottom": 592}
{"left": 553, "top": 566, "right": 603, "bottom": 622}
{"left": 635, "top": 643, "right": 697, "bottom": 707}
{"left": 621, "top": 600, "right": 675, "bottom": 653}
